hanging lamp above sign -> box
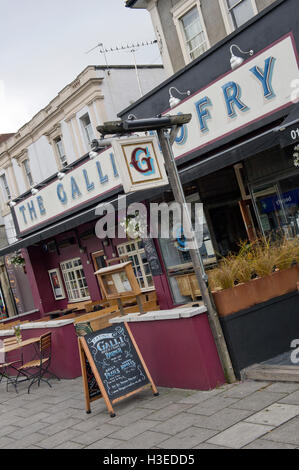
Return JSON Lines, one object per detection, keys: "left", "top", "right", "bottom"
{"left": 111, "top": 135, "right": 168, "bottom": 193}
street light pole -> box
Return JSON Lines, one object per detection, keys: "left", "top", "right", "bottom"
{"left": 156, "top": 128, "right": 236, "bottom": 384}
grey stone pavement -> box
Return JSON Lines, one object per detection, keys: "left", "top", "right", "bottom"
{"left": 0, "top": 377, "right": 299, "bottom": 449}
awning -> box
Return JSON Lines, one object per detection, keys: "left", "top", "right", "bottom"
{"left": 274, "top": 104, "right": 299, "bottom": 148}
{"left": 179, "top": 124, "right": 279, "bottom": 184}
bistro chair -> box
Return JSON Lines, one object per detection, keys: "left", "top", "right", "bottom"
{"left": 0, "top": 337, "right": 24, "bottom": 392}
{"left": 17, "top": 332, "right": 60, "bottom": 394}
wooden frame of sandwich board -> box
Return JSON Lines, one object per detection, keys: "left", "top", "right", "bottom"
{"left": 78, "top": 322, "right": 159, "bottom": 417}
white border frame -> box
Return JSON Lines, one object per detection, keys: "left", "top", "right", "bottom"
{"left": 48, "top": 268, "right": 66, "bottom": 301}
{"left": 171, "top": 0, "right": 210, "bottom": 65}
{"left": 218, "top": 0, "right": 258, "bottom": 34}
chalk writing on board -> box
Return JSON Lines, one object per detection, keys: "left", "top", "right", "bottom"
{"left": 142, "top": 238, "right": 162, "bottom": 276}
{"left": 85, "top": 325, "right": 149, "bottom": 401}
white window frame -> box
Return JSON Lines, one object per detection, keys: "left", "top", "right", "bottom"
{"left": 54, "top": 136, "right": 68, "bottom": 168}
{"left": 172, "top": 0, "right": 210, "bottom": 65}
{"left": 0, "top": 173, "right": 11, "bottom": 201}
{"left": 117, "top": 240, "right": 155, "bottom": 292}
{"left": 80, "top": 113, "right": 94, "bottom": 147}
{"left": 218, "top": 0, "right": 258, "bottom": 34}
{"left": 22, "top": 158, "right": 34, "bottom": 187}
{"left": 60, "top": 257, "right": 90, "bottom": 302}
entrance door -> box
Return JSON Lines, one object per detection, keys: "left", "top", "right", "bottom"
{"left": 239, "top": 200, "right": 257, "bottom": 242}
{"left": 251, "top": 183, "right": 289, "bottom": 238}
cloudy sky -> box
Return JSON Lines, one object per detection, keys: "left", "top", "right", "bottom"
{"left": 0, "top": 0, "right": 160, "bottom": 133}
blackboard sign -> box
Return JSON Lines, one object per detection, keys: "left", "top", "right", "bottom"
{"left": 85, "top": 356, "right": 101, "bottom": 400}
{"left": 84, "top": 324, "right": 149, "bottom": 401}
{"left": 142, "top": 238, "right": 163, "bottom": 276}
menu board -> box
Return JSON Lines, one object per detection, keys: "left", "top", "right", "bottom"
{"left": 142, "top": 238, "right": 163, "bottom": 276}
{"left": 83, "top": 324, "right": 149, "bottom": 401}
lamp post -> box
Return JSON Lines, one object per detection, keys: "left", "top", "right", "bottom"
{"left": 97, "top": 115, "right": 236, "bottom": 383}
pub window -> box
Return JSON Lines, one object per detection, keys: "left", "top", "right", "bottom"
{"left": 224, "top": 0, "right": 256, "bottom": 30}
{"left": 179, "top": 5, "right": 209, "bottom": 61}
{"left": 117, "top": 240, "right": 154, "bottom": 291}
{"left": 80, "top": 113, "right": 94, "bottom": 146}
{"left": 60, "top": 257, "right": 90, "bottom": 302}
{"left": 54, "top": 137, "right": 68, "bottom": 168}
{"left": 22, "top": 158, "right": 34, "bottom": 187}
{"left": 0, "top": 174, "right": 11, "bottom": 201}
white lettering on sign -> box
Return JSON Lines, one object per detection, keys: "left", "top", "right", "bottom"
{"left": 161, "top": 34, "right": 299, "bottom": 160}
{"left": 15, "top": 149, "right": 120, "bottom": 234}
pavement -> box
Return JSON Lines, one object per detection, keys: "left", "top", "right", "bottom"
{"left": 0, "top": 377, "right": 299, "bottom": 449}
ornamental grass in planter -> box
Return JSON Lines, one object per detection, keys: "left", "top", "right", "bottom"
{"left": 209, "top": 237, "right": 299, "bottom": 317}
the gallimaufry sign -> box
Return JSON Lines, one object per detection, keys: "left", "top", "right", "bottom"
{"left": 13, "top": 34, "right": 299, "bottom": 234}
{"left": 170, "top": 34, "right": 299, "bottom": 157}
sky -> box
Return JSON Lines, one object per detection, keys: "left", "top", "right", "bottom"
{"left": 0, "top": 0, "right": 161, "bottom": 133}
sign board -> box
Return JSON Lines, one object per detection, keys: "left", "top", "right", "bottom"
{"left": 111, "top": 135, "right": 168, "bottom": 193}
{"left": 163, "top": 34, "right": 299, "bottom": 160}
{"left": 94, "top": 261, "right": 141, "bottom": 300}
{"left": 142, "top": 238, "right": 163, "bottom": 276}
{"left": 78, "top": 323, "right": 158, "bottom": 416}
{"left": 13, "top": 147, "right": 120, "bottom": 235}
{"left": 279, "top": 123, "right": 299, "bottom": 147}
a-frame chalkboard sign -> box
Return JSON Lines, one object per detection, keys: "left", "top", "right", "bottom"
{"left": 78, "top": 323, "right": 159, "bottom": 417}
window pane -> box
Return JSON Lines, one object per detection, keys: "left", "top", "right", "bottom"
{"left": 180, "top": 6, "right": 207, "bottom": 60}
{"left": 227, "top": 0, "right": 254, "bottom": 28}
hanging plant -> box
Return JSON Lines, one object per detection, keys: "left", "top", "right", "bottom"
{"left": 10, "top": 254, "right": 25, "bottom": 267}
{"left": 120, "top": 213, "right": 148, "bottom": 240}
{"left": 293, "top": 144, "right": 299, "bottom": 167}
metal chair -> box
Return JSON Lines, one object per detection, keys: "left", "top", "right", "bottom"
{"left": 0, "top": 337, "right": 23, "bottom": 392}
{"left": 17, "top": 332, "right": 60, "bottom": 393}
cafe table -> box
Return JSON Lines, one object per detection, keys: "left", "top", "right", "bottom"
{"left": 0, "top": 336, "right": 40, "bottom": 392}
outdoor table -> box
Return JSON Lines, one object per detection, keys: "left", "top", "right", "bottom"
{"left": 0, "top": 336, "right": 41, "bottom": 391}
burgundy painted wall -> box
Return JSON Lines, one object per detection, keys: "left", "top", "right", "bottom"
{"left": 2, "top": 324, "right": 81, "bottom": 380}
{"left": 24, "top": 218, "right": 175, "bottom": 315}
{"left": 128, "top": 314, "right": 226, "bottom": 390}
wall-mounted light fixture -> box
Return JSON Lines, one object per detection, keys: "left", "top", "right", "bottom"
{"left": 89, "top": 138, "right": 112, "bottom": 159}
{"left": 230, "top": 44, "right": 254, "bottom": 70}
{"left": 57, "top": 171, "right": 66, "bottom": 180}
{"left": 169, "top": 87, "right": 190, "bottom": 109}
{"left": 31, "top": 187, "right": 39, "bottom": 195}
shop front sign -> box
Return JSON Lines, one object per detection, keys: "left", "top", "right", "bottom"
{"left": 166, "top": 34, "right": 299, "bottom": 160}
{"left": 111, "top": 135, "right": 168, "bottom": 193}
{"left": 14, "top": 148, "right": 120, "bottom": 235}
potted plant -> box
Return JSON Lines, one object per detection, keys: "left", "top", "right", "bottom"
{"left": 209, "top": 237, "right": 299, "bottom": 317}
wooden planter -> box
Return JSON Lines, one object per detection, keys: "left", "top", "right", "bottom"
{"left": 212, "top": 265, "right": 299, "bottom": 317}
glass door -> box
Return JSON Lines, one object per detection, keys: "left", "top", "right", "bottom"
{"left": 251, "top": 183, "right": 289, "bottom": 238}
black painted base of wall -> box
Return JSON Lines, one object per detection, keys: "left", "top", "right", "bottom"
{"left": 220, "top": 291, "right": 299, "bottom": 378}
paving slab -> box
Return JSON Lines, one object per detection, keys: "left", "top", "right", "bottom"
{"left": 207, "top": 422, "right": 273, "bottom": 449}
{"left": 243, "top": 439, "right": 297, "bottom": 449}
{"left": 262, "top": 417, "right": 299, "bottom": 445}
{"left": 192, "top": 407, "right": 254, "bottom": 431}
{"left": 278, "top": 390, "right": 299, "bottom": 405}
{"left": 115, "top": 431, "right": 170, "bottom": 449}
{"left": 157, "top": 426, "right": 217, "bottom": 449}
{"left": 230, "top": 391, "right": 287, "bottom": 412}
{"left": 186, "top": 396, "right": 239, "bottom": 416}
{"left": 245, "top": 403, "right": 299, "bottom": 427}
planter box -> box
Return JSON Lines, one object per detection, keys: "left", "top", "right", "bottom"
{"left": 212, "top": 265, "right": 299, "bottom": 317}
{"left": 220, "top": 291, "right": 299, "bottom": 378}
